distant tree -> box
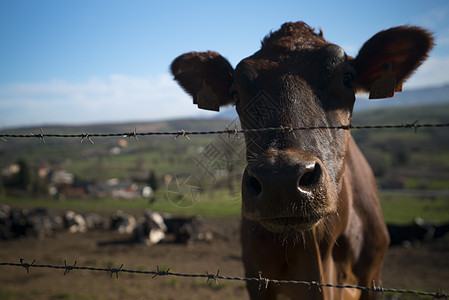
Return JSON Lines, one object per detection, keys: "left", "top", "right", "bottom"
{"left": 389, "top": 140, "right": 410, "bottom": 166}
{"left": 32, "top": 178, "right": 49, "bottom": 196}
{"left": 148, "top": 170, "right": 159, "bottom": 191}
{"left": 16, "top": 158, "right": 32, "bottom": 191}
{"left": 0, "top": 176, "right": 5, "bottom": 197}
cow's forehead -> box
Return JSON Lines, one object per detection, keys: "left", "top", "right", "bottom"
{"left": 235, "top": 44, "right": 348, "bottom": 91}
{"left": 235, "top": 23, "right": 347, "bottom": 84}
{"left": 261, "top": 22, "right": 328, "bottom": 52}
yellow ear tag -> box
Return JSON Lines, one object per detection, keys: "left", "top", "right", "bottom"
{"left": 369, "top": 63, "right": 400, "bottom": 99}
{"left": 196, "top": 80, "right": 220, "bottom": 111}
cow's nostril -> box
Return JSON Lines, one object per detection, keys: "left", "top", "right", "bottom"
{"left": 298, "top": 162, "right": 321, "bottom": 188}
{"left": 246, "top": 174, "right": 262, "bottom": 197}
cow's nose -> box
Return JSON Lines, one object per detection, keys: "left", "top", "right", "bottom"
{"left": 297, "top": 161, "right": 321, "bottom": 195}
{"left": 243, "top": 157, "right": 323, "bottom": 199}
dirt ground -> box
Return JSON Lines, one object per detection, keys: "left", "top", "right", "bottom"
{"left": 0, "top": 217, "right": 448, "bottom": 300}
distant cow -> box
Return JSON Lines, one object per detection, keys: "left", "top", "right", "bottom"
{"left": 83, "top": 212, "right": 104, "bottom": 230}
{"left": 388, "top": 218, "right": 449, "bottom": 246}
{"left": 171, "top": 21, "right": 433, "bottom": 299}
{"left": 135, "top": 210, "right": 167, "bottom": 246}
{"left": 135, "top": 210, "right": 212, "bottom": 245}
{"left": 64, "top": 210, "right": 87, "bottom": 233}
{"left": 1, "top": 207, "right": 62, "bottom": 239}
{"left": 110, "top": 210, "right": 137, "bottom": 234}
{"left": 434, "top": 223, "right": 449, "bottom": 239}
{"left": 388, "top": 218, "right": 435, "bottom": 246}
{"left": 163, "top": 214, "right": 212, "bottom": 244}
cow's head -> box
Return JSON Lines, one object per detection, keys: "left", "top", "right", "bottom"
{"left": 171, "top": 22, "right": 433, "bottom": 233}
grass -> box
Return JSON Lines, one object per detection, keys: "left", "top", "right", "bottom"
{"left": 405, "top": 178, "right": 449, "bottom": 190}
{"left": 0, "top": 289, "right": 44, "bottom": 300}
{"left": 2, "top": 189, "right": 447, "bottom": 225}
{"left": 0, "top": 188, "right": 241, "bottom": 217}
{"left": 379, "top": 192, "right": 449, "bottom": 224}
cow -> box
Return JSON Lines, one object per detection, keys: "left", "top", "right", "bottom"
{"left": 388, "top": 218, "right": 449, "bottom": 247}
{"left": 170, "top": 21, "right": 433, "bottom": 299}
{"left": 135, "top": 209, "right": 167, "bottom": 246}
{"left": 387, "top": 217, "right": 436, "bottom": 247}
{"left": 1, "top": 207, "right": 62, "bottom": 239}
{"left": 162, "top": 214, "right": 213, "bottom": 244}
{"left": 64, "top": 210, "right": 87, "bottom": 233}
{"left": 110, "top": 210, "right": 137, "bottom": 234}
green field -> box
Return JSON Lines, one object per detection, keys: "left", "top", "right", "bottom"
{"left": 2, "top": 191, "right": 448, "bottom": 225}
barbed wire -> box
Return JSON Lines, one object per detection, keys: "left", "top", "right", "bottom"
{"left": 1, "top": 121, "right": 449, "bottom": 143}
{"left": 0, "top": 259, "right": 447, "bottom": 298}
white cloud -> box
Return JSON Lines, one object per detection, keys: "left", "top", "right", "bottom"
{"left": 405, "top": 55, "right": 449, "bottom": 89}
{"left": 1, "top": 54, "right": 448, "bottom": 129}
{"left": 0, "top": 74, "right": 218, "bottom": 129}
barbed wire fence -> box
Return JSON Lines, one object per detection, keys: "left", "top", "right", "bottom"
{"left": 0, "top": 259, "right": 447, "bottom": 298}
{"left": 1, "top": 119, "right": 449, "bottom": 298}
{"left": 1, "top": 121, "right": 449, "bottom": 144}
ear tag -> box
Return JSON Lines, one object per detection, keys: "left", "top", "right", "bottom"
{"left": 369, "top": 63, "right": 398, "bottom": 99}
{"left": 196, "top": 80, "right": 220, "bottom": 111}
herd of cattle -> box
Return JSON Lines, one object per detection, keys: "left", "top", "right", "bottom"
{"left": 0, "top": 205, "right": 213, "bottom": 245}
{"left": 1, "top": 204, "right": 448, "bottom": 248}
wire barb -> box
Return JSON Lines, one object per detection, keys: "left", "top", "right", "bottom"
{"left": 63, "top": 260, "right": 77, "bottom": 276}
{"left": 19, "top": 258, "right": 35, "bottom": 273}
{"left": 410, "top": 120, "right": 419, "bottom": 134}
{"left": 225, "top": 124, "right": 240, "bottom": 140}
{"left": 258, "top": 272, "right": 270, "bottom": 290}
{"left": 108, "top": 264, "right": 123, "bottom": 279}
{"left": 206, "top": 270, "right": 220, "bottom": 285}
{"left": 433, "top": 290, "right": 449, "bottom": 299}
{"left": 31, "top": 128, "right": 46, "bottom": 144}
{"left": 175, "top": 129, "right": 190, "bottom": 140}
{"left": 80, "top": 133, "right": 94, "bottom": 144}
{"left": 152, "top": 265, "right": 170, "bottom": 279}
{"left": 124, "top": 127, "right": 139, "bottom": 141}
{"left": 372, "top": 280, "right": 384, "bottom": 296}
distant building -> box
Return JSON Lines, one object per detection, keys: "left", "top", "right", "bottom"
{"left": 51, "top": 170, "right": 74, "bottom": 185}
{"left": 93, "top": 178, "right": 151, "bottom": 199}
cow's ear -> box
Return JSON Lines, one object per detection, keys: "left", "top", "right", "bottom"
{"left": 352, "top": 26, "right": 434, "bottom": 99}
{"left": 171, "top": 51, "right": 234, "bottom": 111}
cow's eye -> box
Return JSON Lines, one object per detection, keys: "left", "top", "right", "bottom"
{"left": 343, "top": 72, "right": 355, "bottom": 89}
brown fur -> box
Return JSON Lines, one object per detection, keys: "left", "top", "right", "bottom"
{"left": 171, "top": 21, "right": 433, "bottom": 299}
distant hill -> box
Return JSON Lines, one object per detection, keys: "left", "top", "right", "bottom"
{"left": 213, "top": 84, "right": 449, "bottom": 120}
{"left": 0, "top": 103, "right": 447, "bottom": 191}
{"left": 353, "top": 84, "right": 449, "bottom": 111}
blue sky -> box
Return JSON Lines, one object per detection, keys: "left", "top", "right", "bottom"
{"left": 1, "top": 0, "right": 448, "bottom": 128}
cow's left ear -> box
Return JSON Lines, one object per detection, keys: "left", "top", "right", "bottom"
{"left": 171, "top": 51, "right": 235, "bottom": 111}
{"left": 351, "top": 26, "right": 434, "bottom": 99}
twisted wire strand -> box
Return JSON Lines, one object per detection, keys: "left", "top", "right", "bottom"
{"left": 1, "top": 261, "right": 447, "bottom": 298}
{"left": 1, "top": 122, "right": 449, "bottom": 141}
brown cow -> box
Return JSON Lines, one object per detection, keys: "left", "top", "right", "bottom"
{"left": 171, "top": 22, "right": 433, "bottom": 299}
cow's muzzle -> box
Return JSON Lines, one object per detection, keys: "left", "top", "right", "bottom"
{"left": 241, "top": 148, "right": 337, "bottom": 232}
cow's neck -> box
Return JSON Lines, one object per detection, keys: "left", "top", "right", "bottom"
{"left": 241, "top": 175, "right": 352, "bottom": 300}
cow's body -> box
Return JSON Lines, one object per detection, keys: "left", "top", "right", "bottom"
{"left": 241, "top": 137, "right": 387, "bottom": 299}
{"left": 171, "top": 21, "right": 433, "bottom": 299}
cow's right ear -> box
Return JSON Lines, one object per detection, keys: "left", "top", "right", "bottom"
{"left": 171, "top": 51, "right": 235, "bottom": 111}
